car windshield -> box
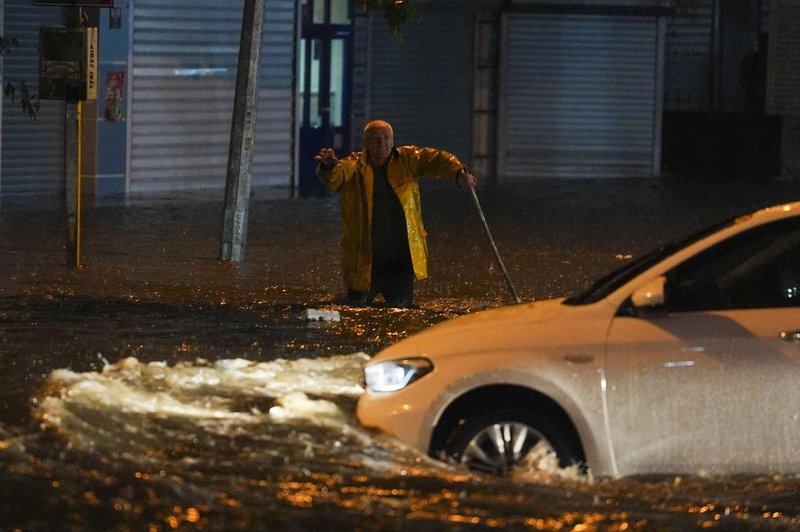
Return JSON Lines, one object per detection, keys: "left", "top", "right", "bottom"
{"left": 563, "top": 217, "right": 738, "bottom": 305}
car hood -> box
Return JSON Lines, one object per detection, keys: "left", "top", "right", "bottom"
{"left": 371, "top": 297, "right": 598, "bottom": 362}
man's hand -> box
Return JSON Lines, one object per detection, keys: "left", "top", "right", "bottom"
{"left": 456, "top": 169, "right": 478, "bottom": 188}
{"left": 315, "top": 148, "right": 338, "bottom": 166}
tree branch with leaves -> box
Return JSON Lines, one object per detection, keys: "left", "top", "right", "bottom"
{"left": 358, "top": 0, "right": 419, "bottom": 37}
{"left": 1, "top": 35, "right": 40, "bottom": 119}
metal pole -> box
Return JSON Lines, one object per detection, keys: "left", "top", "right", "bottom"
{"left": 470, "top": 187, "right": 522, "bottom": 304}
{"left": 64, "top": 8, "right": 84, "bottom": 269}
{"left": 220, "top": 0, "right": 265, "bottom": 262}
{"left": 65, "top": 101, "right": 80, "bottom": 268}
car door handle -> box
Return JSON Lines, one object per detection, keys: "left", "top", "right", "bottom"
{"left": 779, "top": 330, "right": 800, "bottom": 341}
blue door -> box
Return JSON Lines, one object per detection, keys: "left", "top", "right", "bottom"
{"left": 298, "top": 0, "right": 353, "bottom": 194}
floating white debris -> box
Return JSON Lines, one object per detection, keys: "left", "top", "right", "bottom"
{"left": 302, "top": 308, "right": 341, "bottom": 322}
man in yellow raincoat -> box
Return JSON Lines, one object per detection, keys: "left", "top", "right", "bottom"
{"left": 316, "top": 120, "right": 477, "bottom": 307}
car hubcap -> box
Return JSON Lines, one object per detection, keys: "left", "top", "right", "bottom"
{"left": 460, "top": 422, "right": 555, "bottom": 476}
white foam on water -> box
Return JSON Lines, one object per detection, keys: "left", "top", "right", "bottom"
{"left": 509, "top": 447, "right": 594, "bottom": 485}
{"left": 37, "top": 353, "right": 370, "bottom": 435}
{"left": 208, "top": 353, "right": 369, "bottom": 397}
{"left": 35, "top": 352, "right": 588, "bottom": 486}
{"left": 269, "top": 391, "right": 344, "bottom": 424}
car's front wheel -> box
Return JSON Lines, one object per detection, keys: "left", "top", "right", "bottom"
{"left": 436, "top": 410, "right": 584, "bottom": 476}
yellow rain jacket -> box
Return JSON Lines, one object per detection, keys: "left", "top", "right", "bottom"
{"left": 317, "top": 145, "right": 465, "bottom": 292}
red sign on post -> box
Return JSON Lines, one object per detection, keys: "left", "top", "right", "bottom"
{"left": 33, "top": 1, "right": 114, "bottom": 7}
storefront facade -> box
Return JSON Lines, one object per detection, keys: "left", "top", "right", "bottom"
{"left": 0, "top": 0, "right": 783, "bottom": 199}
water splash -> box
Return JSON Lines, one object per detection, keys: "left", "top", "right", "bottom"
{"left": 37, "top": 353, "right": 370, "bottom": 431}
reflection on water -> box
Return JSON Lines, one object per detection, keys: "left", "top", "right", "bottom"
{"left": 8, "top": 355, "right": 600, "bottom": 530}
{"left": 0, "top": 355, "right": 793, "bottom": 530}
{"left": 3, "top": 180, "right": 800, "bottom": 529}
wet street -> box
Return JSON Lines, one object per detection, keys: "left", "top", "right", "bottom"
{"left": 2, "top": 176, "right": 800, "bottom": 530}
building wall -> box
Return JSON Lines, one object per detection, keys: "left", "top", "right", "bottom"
{"left": 1, "top": 0, "right": 65, "bottom": 196}
{"left": 497, "top": 8, "right": 665, "bottom": 179}
{"left": 661, "top": 0, "right": 782, "bottom": 179}
{"left": 92, "top": 4, "right": 129, "bottom": 196}
{"left": 664, "top": 0, "right": 772, "bottom": 112}
{"left": 1, "top": 0, "right": 781, "bottom": 198}
{"left": 364, "top": 5, "right": 474, "bottom": 163}
{"left": 127, "top": 0, "right": 296, "bottom": 194}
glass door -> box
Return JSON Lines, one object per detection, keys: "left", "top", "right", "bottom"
{"left": 298, "top": 0, "right": 353, "bottom": 193}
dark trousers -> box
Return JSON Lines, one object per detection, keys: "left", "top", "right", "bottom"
{"left": 348, "top": 254, "right": 414, "bottom": 307}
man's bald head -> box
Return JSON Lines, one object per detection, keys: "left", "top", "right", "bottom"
{"left": 364, "top": 120, "right": 393, "bottom": 136}
{"left": 363, "top": 120, "right": 394, "bottom": 166}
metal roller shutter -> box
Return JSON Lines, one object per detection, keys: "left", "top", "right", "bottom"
{"left": 257, "top": 1, "right": 295, "bottom": 183}
{"left": 367, "top": 8, "right": 473, "bottom": 160}
{"left": 129, "top": 0, "right": 295, "bottom": 194}
{"left": 1, "top": 0, "right": 65, "bottom": 196}
{"left": 498, "top": 12, "right": 660, "bottom": 179}
{"left": 664, "top": 0, "right": 714, "bottom": 110}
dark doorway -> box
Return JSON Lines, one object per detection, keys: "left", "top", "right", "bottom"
{"left": 298, "top": 0, "right": 353, "bottom": 194}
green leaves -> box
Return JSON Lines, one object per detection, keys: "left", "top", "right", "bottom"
{"left": 4, "top": 80, "right": 40, "bottom": 119}
{"left": 1, "top": 35, "right": 39, "bottom": 119}
{"left": 0, "top": 36, "right": 19, "bottom": 55}
{"left": 358, "top": 0, "right": 419, "bottom": 37}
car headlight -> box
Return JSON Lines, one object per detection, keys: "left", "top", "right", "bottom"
{"left": 364, "top": 358, "right": 433, "bottom": 392}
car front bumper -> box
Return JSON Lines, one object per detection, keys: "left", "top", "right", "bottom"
{"left": 356, "top": 383, "right": 438, "bottom": 453}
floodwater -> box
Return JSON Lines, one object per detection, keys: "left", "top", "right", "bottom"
{"left": 2, "top": 177, "right": 800, "bottom": 530}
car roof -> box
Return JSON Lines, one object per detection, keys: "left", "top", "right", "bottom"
{"left": 734, "top": 201, "right": 800, "bottom": 225}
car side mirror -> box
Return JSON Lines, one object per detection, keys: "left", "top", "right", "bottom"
{"left": 631, "top": 276, "right": 666, "bottom": 308}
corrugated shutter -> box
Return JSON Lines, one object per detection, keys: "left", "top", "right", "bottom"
{"left": 256, "top": 0, "right": 295, "bottom": 183}
{"left": 129, "top": 0, "right": 295, "bottom": 194}
{"left": 760, "top": 0, "right": 771, "bottom": 33}
{"left": 498, "top": 13, "right": 659, "bottom": 179}
{"left": 1, "top": 0, "right": 65, "bottom": 196}
{"left": 367, "top": 8, "right": 472, "bottom": 160}
{"left": 664, "top": 0, "right": 714, "bottom": 110}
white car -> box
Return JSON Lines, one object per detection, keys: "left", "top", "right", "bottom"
{"left": 357, "top": 202, "right": 800, "bottom": 478}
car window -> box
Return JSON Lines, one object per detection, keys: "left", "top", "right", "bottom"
{"left": 564, "top": 219, "right": 736, "bottom": 306}
{"left": 665, "top": 217, "right": 800, "bottom": 311}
